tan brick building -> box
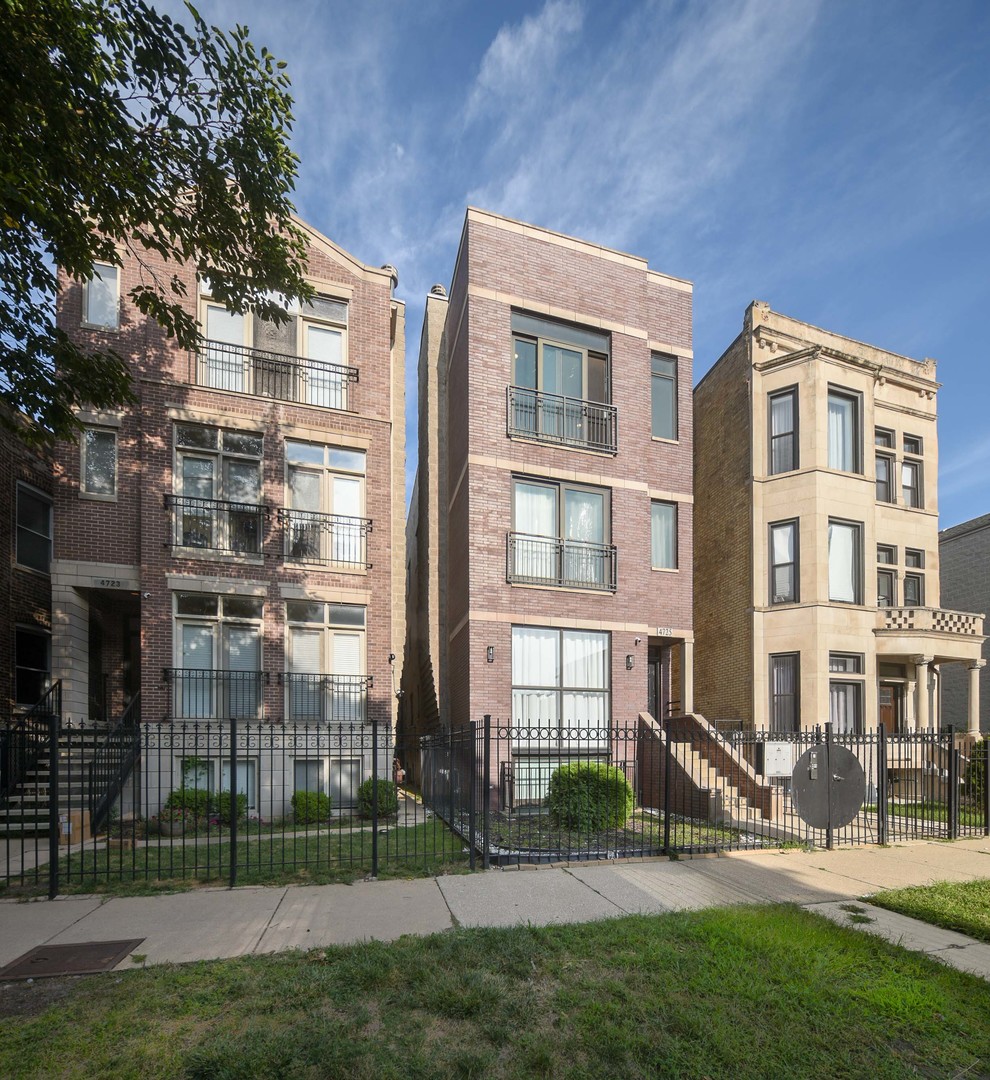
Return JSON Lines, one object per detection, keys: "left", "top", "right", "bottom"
{"left": 403, "top": 208, "right": 695, "bottom": 777}
{"left": 51, "top": 218, "right": 406, "bottom": 810}
{"left": 694, "top": 301, "right": 985, "bottom": 735}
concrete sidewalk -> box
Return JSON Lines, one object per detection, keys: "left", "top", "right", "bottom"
{"left": 2, "top": 836, "right": 989, "bottom": 975}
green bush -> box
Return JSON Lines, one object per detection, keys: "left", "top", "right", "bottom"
{"left": 162, "top": 786, "right": 211, "bottom": 821}
{"left": 966, "top": 739, "right": 987, "bottom": 801}
{"left": 214, "top": 790, "right": 248, "bottom": 825}
{"left": 291, "top": 789, "right": 331, "bottom": 824}
{"left": 357, "top": 778, "right": 399, "bottom": 819}
{"left": 546, "top": 762, "right": 634, "bottom": 831}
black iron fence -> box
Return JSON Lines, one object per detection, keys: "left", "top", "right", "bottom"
{"left": 165, "top": 495, "right": 268, "bottom": 555}
{"left": 195, "top": 340, "right": 358, "bottom": 410}
{"left": 414, "top": 718, "right": 990, "bottom": 865}
{"left": 506, "top": 533, "right": 617, "bottom": 591}
{"left": 278, "top": 673, "right": 372, "bottom": 724}
{"left": 1, "top": 716, "right": 466, "bottom": 898}
{"left": 278, "top": 507, "right": 372, "bottom": 569}
{"left": 164, "top": 669, "right": 268, "bottom": 721}
{"left": 506, "top": 385, "right": 617, "bottom": 453}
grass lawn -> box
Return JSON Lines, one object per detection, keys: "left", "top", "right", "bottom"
{"left": 869, "top": 878, "right": 990, "bottom": 944}
{"left": 2, "top": 905, "right": 990, "bottom": 1078}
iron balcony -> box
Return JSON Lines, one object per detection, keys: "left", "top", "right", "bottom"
{"left": 506, "top": 385, "right": 617, "bottom": 453}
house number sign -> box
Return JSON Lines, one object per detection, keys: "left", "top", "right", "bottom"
{"left": 91, "top": 577, "right": 127, "bottom": 589}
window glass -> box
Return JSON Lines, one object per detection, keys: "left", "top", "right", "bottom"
{"left": 176, "top": 423, "right": 218, "bottom": 450}
{"left": 874, "top": 428, "right": 894, "bottom": 448}
{"left": 905, "top": 549, "right": 924, "bottom": 568}
{"left": 829, "top": 682, "right": 862, "bottom": 735}
{"left": 903, "top": 574, "right": 923, "bottom": 606}
{"left": 511, "top": 626, "right": 609, "bottom": 733}
{"left": 512, "top": 337, "right": 537, "bottom": 389}
{"left": 829, "top": 654, "right": 863, "bottom": 674}
{"left": 770, "top": 521, "right": 797, "bottom": 604}
{"left": 828, "top": 520, "right": 861, "bottom": 603}
{"left": 877, "top": 569, "right": 896, "bottom": 607}
{"left": 85, "top": 263, "right": 118, "bottom": 327}
{"left": 875, "top": 454, "right": 892, "bottom": 503}
{"left": 903, "top": 434, "right": 923, "bottom": 455}
{"left": 651, "top": 355, "right": 677, "bottom": 440}
{"left": 223, "top": 596, "right": 263, "bottom": 620}
{"left": 902, "top": 461, "right": 922, "bottom": 508}
{"left": 175, "top": 593, "right": 219, "bottom": 617}
{"left": 83, "top": 429, "right": 117, "bottom": 496}
{"left": 769, "top": 654, "right": 799, "bottom": 732}
{"left": 827, "top": 389, "right": 860, "bottom": 472}
{"left": 15, "top": 629, "right": 50, "bottom": 706}
{"left": 16, "top": 486, "right": 52, "bottom": 574}
{"left": 223, "top": 431, "right": 263, "bottom": 457}
{"left": 877, "top": 545, "right": 896, "bottom": 565}
{"left": 769, "top": 389, "right": 797, "bottom": 474}
{"left": 651, "top": 502, "right": 677, "bottom": 570}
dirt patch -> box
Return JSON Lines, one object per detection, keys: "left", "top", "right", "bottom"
{"left": 0, "top": 974, "right": 93, "bottom": 1018}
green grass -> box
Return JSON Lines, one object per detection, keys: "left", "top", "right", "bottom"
{"left": 2, "top": 906, "right": 990, "bottom": 1078}
{"left": 874, "top": 801, "right": 986, "bottom": 828}
{"left": 2, "top": 820, "right": 469, "bottom": 898}
{"left": 869, "top": 879, "right": 990, "bottom": 944}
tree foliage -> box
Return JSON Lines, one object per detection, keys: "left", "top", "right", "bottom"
{"left": 0, "top": 0, "right": 313, "bottom": 443}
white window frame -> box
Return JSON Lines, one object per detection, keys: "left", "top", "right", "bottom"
{"left": 80, "top": 427, "right": 118, "bottom": 500}
{"left": 651, "top": 501, "right": 678, "bottom": 570}
{"left": 284, "top": 601, "right": 367, "bottom": 723}
{"left": 82, "top": 262, "right": 120, "bottom": 330}
{"left": 284, "top": 441, "right": 367, "bottom": 567}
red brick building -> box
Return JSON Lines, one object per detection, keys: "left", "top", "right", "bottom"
{"left": 403, "top": 208, "right": 694, "bottom": 792}
{"left": 51, "top": 219, "right": 405, "bottom": 811}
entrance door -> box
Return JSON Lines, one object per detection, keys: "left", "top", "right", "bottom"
{"left": 879, "top": 683, "right": 903, "bottom": 733}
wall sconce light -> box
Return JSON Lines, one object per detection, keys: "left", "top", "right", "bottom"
{"left": 486, "top": 646, "right": 495, "bottom": 663}
{"left": 626, "top": 654, "right": 635, "bottom": 670}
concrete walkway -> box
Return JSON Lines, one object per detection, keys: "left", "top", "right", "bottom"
{"left": 2, "top": 836, "right": 989, "bottom": 977}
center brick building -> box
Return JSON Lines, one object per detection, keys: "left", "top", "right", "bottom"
{"left": 403, "top": 208, "right": 695, "bottom": 796}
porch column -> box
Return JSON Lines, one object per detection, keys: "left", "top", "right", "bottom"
{"left": 912, "top": 655, "right": 934, "bottom": 733}
{"left": 968, "top": 660, "right": 986, "bottom": 736}
{"left": 51, "top": 583, "right": 90, "bottom": 724}
{"left": 681, "top": 640, "right": 694, "bottom": 715}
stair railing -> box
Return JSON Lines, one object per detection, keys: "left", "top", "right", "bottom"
{"left": 87, "top": 693, "right": 142, "bottom": 833}
{"left": 0, "top": 681, "right": 62, "bottom": 807}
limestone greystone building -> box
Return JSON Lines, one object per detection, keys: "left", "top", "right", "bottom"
{"left": 939, "top": 514, "right": 990, "bottom": 733}
{"left": 694, "top": 301, "right": 985, "bottom": 735}
{"left": 50, "top": 218, "right": 406, "bottom": 812}
{"left": 402, "top": 208, "right": 695, "bottom": 768}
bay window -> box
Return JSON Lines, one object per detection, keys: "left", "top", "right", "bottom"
{"left": 768, "top": 387, "right": 797, "bottom": 473}
{"left": 769, "top": 520, "right": 798, "bottom": 604}
{"left": 828, "top": 519, "right": 862, "bottom": 604}
{"left": 769, "top": 653, "right": 799, "bottom": 732}
{"left": 827, "top": 388, "right": 861, "bottom": 473}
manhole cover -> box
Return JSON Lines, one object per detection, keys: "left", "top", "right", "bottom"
{"left": 0, "top": 939, "right": 145, "bottom": 981}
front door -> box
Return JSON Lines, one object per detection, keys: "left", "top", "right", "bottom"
{"left": 879, "top": 683, "right": 903, "bottom": 733}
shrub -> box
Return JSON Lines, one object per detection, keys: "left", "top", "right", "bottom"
{"left": 162, "top": 786, "right": 211, "bottom": 822}
{"left": 546, "top": 762, "right": 634, "bottom": 831}
{"left": 291, "top": 789, "right": 331, "bottom": 824}
{"left": 357, "top": 778, "right": 399, "bottom": 820}
{"left": 966, "top": 739, "right": 987, "bottom": 801}
{"left": 214, "top": 790, "right": 248, "bottom": 825}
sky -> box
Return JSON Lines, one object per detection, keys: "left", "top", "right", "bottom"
{"left": 170, "top": 0, "right": 989, "bottom": 527}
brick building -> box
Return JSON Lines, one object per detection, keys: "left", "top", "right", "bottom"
{"left": 402, "top": 208, "right": 695, "bottom": 792}
{"left": 939, "top": 513, "right": 990, "bottom": 733}
{"left": 1, "top": 420, "right": 54, "bottom": 716}
{"left": 694, "top": 301, "right": 985, "bottom": 735}
{"left": 51, "top": 218, "right": 406, "bottom": 811}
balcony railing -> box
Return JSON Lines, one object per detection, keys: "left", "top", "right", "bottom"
{"left": 279, "top": 673, "right": 373, "bottom": 724}
{"left": 507, "top": 532, "right": 617, "bottom": 592}
{"left": 164, "top": 669, "right": 268, "bottom": 721}
{"left": 165, "top": 495, "right": 268, "bottom": 555}
{"left": 878, "top": 607, "right": 984, "bottom": 636}
{"left": 507, "top": 385, "right": 617, "bottom": 453}
{"left": 196, "top": 340, "right": 358, "bottom": 410}
{"left": 278, "top": 508, "right": 372, "bottom": 569}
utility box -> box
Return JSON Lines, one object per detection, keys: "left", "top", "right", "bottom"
{"left": 59, "top": 809, "right": 92, "bottom": 846}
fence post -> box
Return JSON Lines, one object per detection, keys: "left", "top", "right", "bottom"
{"left": 824, "top": 721, "right": 834, "bottom": 851}
{"left": 47, "top": 709, "right": 60, "bottom": 900}
{"left": 877, "top": 723, "right": 888, "bottom": 846}
{"left": 229, "top": 717, "right": 238, "bottom": 889}
{"left": 482, "top": 715, "right": 491, "bottom": 870}
{"left": 447, "top": 725, "right": 455, "bottom": 829}
{"left": 468, "top": 720, "right": 477, "bottom": 871}
{"left": 662, "top": 716, "right": 672, "bottom": 854}
{"left": 948, "top": 730, "right": 959, "bottom": 841}
{"left": 984, "top": 737, "right": 990, "bottom": 838}
{"left": 371, "top": 716, "right": 379, "bottom": 878}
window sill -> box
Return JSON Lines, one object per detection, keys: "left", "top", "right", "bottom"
{"left": 651, "top": 566, "right": 679, "bottom": 574}
{"left": 79, "top": 491, "right": 118, "bottom": 503}
{"left": 506, "top": 433, "right": 617, "bottom": 458}
{"left": 13, "top": 561, "right": 51, "bottom": 579}
{"left": 80, "top": 321, "right": 120, "bottom": 333}
{"left": 170, "top": 547, "right": 265, "bottom": 566}
{"left": 650, "top": 435, "right": 680, "bottom": 446}
{"left": 282, "top": 560, "right": 368, "bottom": 576}
{"left": 508, "top": 581, "right": 616, "bottom": 596}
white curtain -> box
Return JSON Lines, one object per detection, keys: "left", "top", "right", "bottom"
{"left": 205, "top": 306, "right": 245, "bottom": 391}
{"left": 562, "top": 631, "right": 608, "bottom": 745}
{"left": 564, "top": 489, "right": 603, "bottom": 584}
{"left": 289, "top": 627, "right": 322, "bottom": 721}
{"left": 651, "top": 502, "right": 676, "bottom": 569}
{"left": 305, "top": 325, "right": 344, "bottom": 408}
{"left": 828, "top": 522, "right": 858, "bottom": 602}
{"left": 220, "top": 760, "right": 257, "bottom": 809}
{"left": 514, "top": 483, "right": 556, "bottom": 579}
{"left": 224, "top": 626, "right": 261, "bottom": 719}
{"left": 771, "top": 522, "right": 794, "bottom": 600}
{"left": 827, "top": 395, "right": 854, "bottom": 471}
{"left": 331, "top": 476, "right": 362, "bottom": 564}
{"left": 829, "top": 683, "right": 859, "bottom": 734}
{"left": 180, "top": 623, "right": 214, "bottom": 718}
{"left": 511, "top": 627, "right": 559, "bottom": 729}
{"left": 331, "top": 631, "right": 364, "bottom": 723}
{"left": 87, "top": 266, "right": 118, "bottom": 327}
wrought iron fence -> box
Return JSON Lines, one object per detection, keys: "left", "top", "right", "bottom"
{"left": 507, "top": 385, "right": 617, "bottom": 453}
{"left": 196, "top": 340, "right": 358, "bottom": 410}
{"left": 165, "top": 494, "right": 268, "bottom": 555}
{"left": 163, "top": 669, "right": 268, "bottom": 721}
{"left": 278, "top": 673, "right": 372, "bottom": 724}
{"left": 506, "top": 532, "right": 617, "bottom": 591}
{"left": 278, "top": 507, "right": 372, "bottom": 568}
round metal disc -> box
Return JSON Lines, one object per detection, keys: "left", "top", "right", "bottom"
{"left": 791, "top": 744, "right": 866, "bottom": 830}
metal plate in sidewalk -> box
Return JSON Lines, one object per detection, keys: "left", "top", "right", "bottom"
{"left": 791, "top": 745, "right": 865, "bottom": 830}
{"left": 0, "top": 939, "right": 145, "bottom": 981}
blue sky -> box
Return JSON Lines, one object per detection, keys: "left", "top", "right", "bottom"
{"left": 178, "top": 0, "right": 989, "bottom": 527}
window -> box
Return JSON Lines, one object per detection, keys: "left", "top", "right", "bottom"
{"left": 829, "top": 680, "right": 862, "bottom": 735}
{"left": 285, "top": 601, "right": 367, "bottom": 723}
{"left": 875, "top": 428, "right": 894, "bottom": 449}
{"left": 510, "top": 478, "right": 612, "bottom": 589}
{"left": 769, "top": 521, "right": 799, "bottom": 604}
{"left": 284, "top": 441, "right": 367, "bottom": 567}
{"left": 294, "top": 759, "right": 324, "bottom": 795}
{"left": 902, "top": 460, "right": 922, "bottom": 508}
{"left": 173, "top": 424, "right": 263, "bottom": 554}
{"left": 16, "top": 484, "right": 52, "bottom": 574}
{"left": 651, "top": 501, "right": 677, "bottom": 570}
{"left": 877, "top": 569, "right": 896, "bottom": 607}
{"left": 875, "top": 452, "right": 893, "bottom": 503}
{"left": 651, "top": 355, "right": 678, "bottom": 440}
{"left": 829, "top": 653, "right": 863, "bottom": 674}
{"left": 827, "top": 388, "right": 861, "bottom": 472}
{"left": 904, "top": 573, "right": 924, "bottom": 607}
{"left": 172, "top": 593, "right": 263, "bottom": 719}
{"left": 905, "top": 549, "right": 924, "bottom": 568}
{"left": 828, "top": 519, "right": 862, "bottom": 604}
{"left": 769, "top": 654, "right": 799, "bottom": 733}
{"left": 768, "top": 388, "right": 798, "bottom": 473}
{"left": 83, "top": 263, "right": 119, "bottom": 328}
{"left": 877, "top": 544, "right": 896, "bottom": 564}
{"left": 81, "top": 428, "right": 117, "bottom": 497}
{"left": 15, "top": 628, "right": 50, "bottom": 707}
{"left": 511, "top": 626, "right": 609, "bottom": 731}
{"left": 903, "top": 434, "right": 923, "bottom": 456}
